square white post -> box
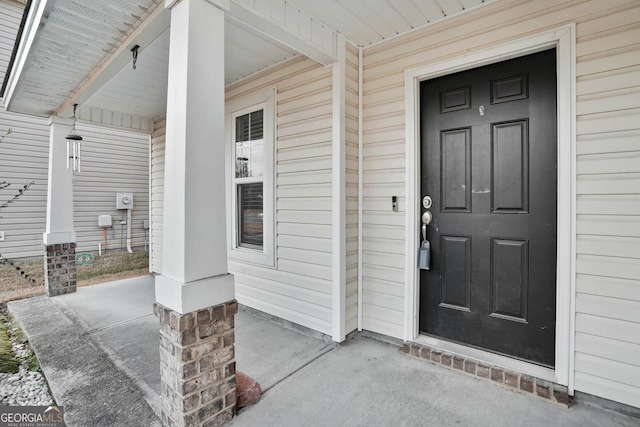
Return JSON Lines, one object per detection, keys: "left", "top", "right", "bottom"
{"left": 156, "top": 1, "right": 238, "bottom": 426}
{"left": 155, "top": 0, "right": 234, "bottom": 314}
{"left": 43, "top": 116, "right": 77, "bottom": 296}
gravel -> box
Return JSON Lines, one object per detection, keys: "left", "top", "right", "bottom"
{"left": 0, "top": 315, "right": 55, "bottom": 407}
{"left": 0, "top": 365, "right": 54, "bottom": 406}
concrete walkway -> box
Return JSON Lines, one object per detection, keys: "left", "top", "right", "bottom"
{"left": 8, "top": 276, "right": 638, "bottom": 427}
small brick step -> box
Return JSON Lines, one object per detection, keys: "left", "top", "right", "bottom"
{"left": 236, "top": 371, "right": 261, "bottom": 408}
{"left": 403, "top": 342, "right": 571, "bottom": 406}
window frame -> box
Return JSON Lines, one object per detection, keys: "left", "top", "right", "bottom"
{"left": 226, "top": 87, "right": 276, "bottom": 267}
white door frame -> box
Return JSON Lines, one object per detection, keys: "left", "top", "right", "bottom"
{"left": 403, "top": 24, "right": 576, "bottom": 390}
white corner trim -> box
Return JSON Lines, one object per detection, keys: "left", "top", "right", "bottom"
{"left": 331, "top": 35, "right": 346, "bottom": 342}
{"left": 148, "top": 133, "right": 153, "bottom": 273}
{"left": 357, "top": 46, "right": 364, "bottom": 332}
{"left": 403, "top": 24, "right": 576, "bottom": 388}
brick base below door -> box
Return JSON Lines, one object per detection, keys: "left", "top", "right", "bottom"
{"left": 44, "top": 243, "right": 77, "bottom": 296}
{"left": 403, "top": 342, "right": 570, "bottom": 406}
{"left": 154, "top": 300, "right": 238, "bottom": 427}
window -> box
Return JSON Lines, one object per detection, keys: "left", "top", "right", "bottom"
{"left": 234, "top": 110, "right": 264, "bottom": 249}
{"left": 227, "top": 88, "right": 275, "bottom": 267}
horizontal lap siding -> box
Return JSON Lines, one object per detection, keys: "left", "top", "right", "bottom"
{"left": 362, "top": 0, "right": 640, "bottom": 407}
{"left": 227, "top": 57, "right": 333, "bottom": 335}
{"left": 0, "top": 111, "right": 49, "bottom": 258}
{"left": 0, "top": 111, "right": 150, "bottom": 258}
{"left": 345, "top": 43, "right": 359, "bottom": 334}
{"left": 0, "top": 0, "right": 23, "bottom": 84}
{"left": 73, "top": 124, "right": 150, "bottom": 254}
{"left": 151, "top": 116, "right": 165, "bottom": 273}
{"left": 574, "top": 0, "right": 640, "bottom": 409}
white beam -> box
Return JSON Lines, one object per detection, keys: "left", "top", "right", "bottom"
{"left": 228, "top": 0, "right": 338, "bottom": 66}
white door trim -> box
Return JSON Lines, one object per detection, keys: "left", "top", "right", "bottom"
{"left": 403, "top": 24, "right": 576, "bottom": 389}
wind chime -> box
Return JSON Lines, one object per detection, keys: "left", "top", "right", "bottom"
{"left": 66, "top": 103, "right": 83, "bottom": 173}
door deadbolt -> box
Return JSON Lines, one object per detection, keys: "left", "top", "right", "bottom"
{"left": 422, "top": 195, "right": 432, "bottom": 209}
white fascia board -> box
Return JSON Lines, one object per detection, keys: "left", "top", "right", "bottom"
{"left": 54, "top": 6, "right": 170, "bottom": 117}
{"left": 2, "top": 0, "right": 51, "bottom": 111}
{"left": 227, "top": 0, "right": 338, "bottom": 66}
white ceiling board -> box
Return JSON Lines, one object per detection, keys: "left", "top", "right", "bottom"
{"left": 388, "top": 0, "right": 432, "bottom": 29}
{"left": 286, "top": 0, "right": 487, "bottom": 45}
{"left": 436, "top": 0, "right": 464, "bottom": 16}
{"left": 225, "top": 16, "right": 298, "bottom": 84}
{"left": 410, "top": 0, "right": 446, "bottom": 22}
{"left": 7, "top": 0, "right": 161, "bottom": 117}
{"left": 460, "top": 0, "right": 485, "bottom": 8}
{"left": 82, "top": 15, "right": 298, "bottom": 119}
{"left": 83, "top": 29, "right": 170, "bottom": 119}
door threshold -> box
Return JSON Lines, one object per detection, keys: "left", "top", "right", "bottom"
{"left": 414, "top": 334, "right": 557, "bottom": 383}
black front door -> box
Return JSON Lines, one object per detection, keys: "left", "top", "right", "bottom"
{"left": 419, "top": 49, "right": 557, "bottom": 367}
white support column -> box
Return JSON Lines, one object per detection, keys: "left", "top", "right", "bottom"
{"left": 331, "top": 35, "right": 347, "bottom": 342}
{"left": 156, "top": 2, "right": 237, "bottom": 425}
{"left": 43, "top": 116, "right": 77, "bottom": 297}
{"left": 155, "top": 0, "right": 234, "bottom": 314}
{"left": 43, "top": 117, "right": 76, "bottom": 245}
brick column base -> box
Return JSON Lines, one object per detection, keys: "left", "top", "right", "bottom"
{"left": 154, "top": 300, "right": 238, "bottom": 427}
{"left": 44, "top": 243, "right": 77, "bottom": 296}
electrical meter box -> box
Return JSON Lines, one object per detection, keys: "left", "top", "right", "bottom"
{"left": 116, "top": 192, "right": 134, "bottom": 210}
{"left": 98, "top": 215, "right": 112, "bottom": 228}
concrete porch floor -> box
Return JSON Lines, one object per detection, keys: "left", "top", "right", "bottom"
{"left": 7, "top": 276, "right": 637, "bottom": 426}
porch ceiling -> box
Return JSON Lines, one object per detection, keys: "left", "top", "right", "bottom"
{"left": 2, "top": 0, "right": 492, "bottom": 123}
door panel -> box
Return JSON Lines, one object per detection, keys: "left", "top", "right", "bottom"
{"left": 441, "top": 128, "right": 471, "bottom": 212}
{"left": 419, "top": 49, "right": 557, "bottom": 367}
{"left": 492, "top": 120, "right": 529, "bottom": 212}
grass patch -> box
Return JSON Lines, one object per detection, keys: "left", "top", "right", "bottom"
{"left": 76, "top": 250, "right": 149, "bottom": 283}
{"left": 0, "top": 250, "right": 150, "bottom": 303}
{"left": 9, "top": 315, "right": 38, "bottom": 371}
{"left": 0, "top": 314, "right": 19, "bottom": 373}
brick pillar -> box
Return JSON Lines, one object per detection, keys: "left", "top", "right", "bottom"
{"left": 44, "top": 243, "right": 77, "bottom": 296}
{"left": 154, "top": 300, "right": 238, "bottom": 427}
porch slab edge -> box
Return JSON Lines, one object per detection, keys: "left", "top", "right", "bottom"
{"left": 7, "top": 296, "right": 161, "bottom": 427}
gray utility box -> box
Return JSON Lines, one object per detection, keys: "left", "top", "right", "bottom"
{"left": 116, "top": 192, "right": 134, "bottom": 210}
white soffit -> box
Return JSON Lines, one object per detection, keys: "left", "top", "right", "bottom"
{"left": 82, "top": 29, "right": 170, "bottom": 120}
{"left": 6, "top": 0, "right": 161, "bottom": 117}
{"left": 4, "top": 0, "right": 493, "bottom": 121}
{"left": 82, "top": 16, "right": 298, "bottom": 120}
{"left": 287, "top": 0, "right": 489, "bottom": 47}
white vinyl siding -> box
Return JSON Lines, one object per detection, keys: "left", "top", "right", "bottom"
{"left": 0, "top": 111, "right": 150, "bottom": 258}
{"left": 361, "top": 0, "right": 640, "bottom": 407}
{"left": 226, "top": 57, "right": 334, "bottom": 335}
{"left": 151, "top": 115, "right": 165, "bottom": 273}
{"left": 0, "top": 0, "right": 23, "bottom": 85}
{"left": 0, "top": 111, "right": 49, "bottom": 258}
{"left": 345, "top": 43, "right": 359, "bottom": 335}
{"left": 72, "top": 123, "right": 150, "bottom": 254}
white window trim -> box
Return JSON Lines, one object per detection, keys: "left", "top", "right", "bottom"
{"left": 225, "top": 87, "right": 276, "bottom": 267}
{"left": 403, "top": 25, "right": 576, "bottom": 389}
